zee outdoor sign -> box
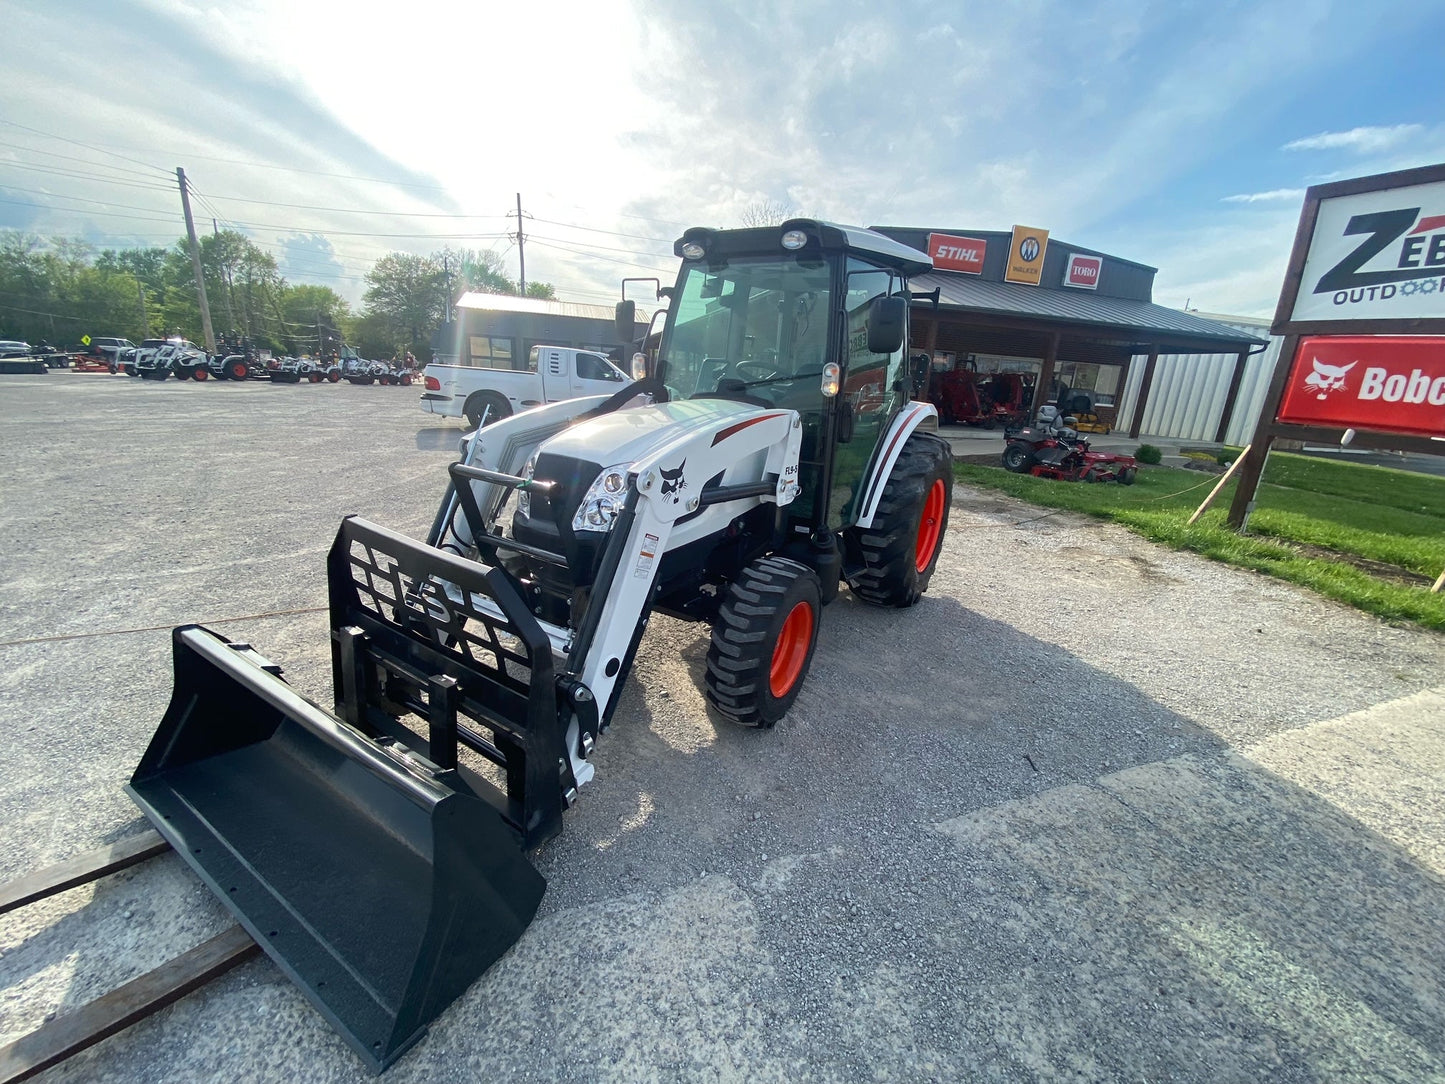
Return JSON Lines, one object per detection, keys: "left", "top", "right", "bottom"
{"left": 1277, "top": 336, "right": 1445, "bottom": 438}
{"left": 1275, "top": 164, "right": 1445, "bottom": 335}
{"left": 1227, "top": 162, "right": 1445, "bottom": 530}
{"left": 927, "top": 233, "right": 987, "bottom": 275}
{"left": 1063, "top": 254, "right": 1102, "bottom": 290}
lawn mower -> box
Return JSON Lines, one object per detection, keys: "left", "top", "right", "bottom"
{"left": 127, "top": 220, "right": 953, "bottom": 1070}
{"left": 1002, "top": 406, "right": 1137, "bottom": 483}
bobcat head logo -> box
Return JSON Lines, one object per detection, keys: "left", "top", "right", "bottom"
{"left": 659, "top": 460, "right": 687, "bottom": 502}
{"left": 1303, "top": 358, "right": 1356, "bottom": 400}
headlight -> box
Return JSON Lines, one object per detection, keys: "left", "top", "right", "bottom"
{"left": 517, "top": 452, "right": 538, "bottom": 519}
{"left": 680, "top": 241, "right": 705, "bottom": 260}
{"left": 780, "top": 228, "right": 808, "bottom": 250}
{"left": 571, "top": 464, "right": 631, "bottom": 532}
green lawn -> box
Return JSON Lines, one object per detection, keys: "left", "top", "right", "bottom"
{"left": 954, "top": 451, "right": 1445, "bottom": 631}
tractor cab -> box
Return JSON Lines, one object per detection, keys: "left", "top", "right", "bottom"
{"left": 636, "top": 220, "right": 933, "bottom": 531}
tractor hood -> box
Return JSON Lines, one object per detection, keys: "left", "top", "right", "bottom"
{"left": 540, "top": 397, "right": 768, "bottom": 472}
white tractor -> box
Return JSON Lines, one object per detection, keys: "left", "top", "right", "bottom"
{"left": 127, "top": 220, "right": 953, "bottom": 1070}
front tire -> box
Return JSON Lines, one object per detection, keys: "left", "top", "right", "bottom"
{"left": 224, "top": 358, "right": 249, "bottom": 380}
{"left": 705, "top": 557, "right": 822, "bottom": 728}
{"left": 847, "top": 432, "right": 952, "bottom": 608}
{"left": 1001, "top": 442, "right": 1032, "bottom": 473}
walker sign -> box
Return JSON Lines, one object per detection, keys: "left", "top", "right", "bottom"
{"left": 1285, "top": 175, "right": 1445, "bottom": 326}
{"left": 1277, "top": 335, "right": 1445, "bottom": 438}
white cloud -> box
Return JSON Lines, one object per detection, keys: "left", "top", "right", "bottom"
{"left": 1222, "top": 189, "right": 1306, "bottom": 204}
{"left": 1283, "top": 124, "right": 1424, "bottom": 153}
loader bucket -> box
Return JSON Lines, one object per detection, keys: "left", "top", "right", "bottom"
{"left": 127, "top": 624, "right": 545, "bottom": 1072}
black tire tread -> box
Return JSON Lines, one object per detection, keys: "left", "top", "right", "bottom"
{"left": 705, "top": 556, "right": 820, "bottom": 728}
{"left": 848, "top": 432, "right": 953, "bottom": 608}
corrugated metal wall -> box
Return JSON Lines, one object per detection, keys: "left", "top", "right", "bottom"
{"left": 1116, "top": 315, "right": 1284, "bottom": 446}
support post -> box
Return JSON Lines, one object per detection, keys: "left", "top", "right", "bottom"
{"left": 1213, "top": 346, "right": 1252, "bottom": 444}
{"left": 1031, "top": 331, "right": 1060, "bottom": 415}
{"left": 137, "top": 283, "right": 148, "bottom": 338}
{"left": 1227, "top": 333, "right": 1300, "bottom": 530}
{"left": 176, "top": 168, "right": 216, "bottom": 353}
{"left": 1128, "top": 345, "right": 1160, "bottom": 439}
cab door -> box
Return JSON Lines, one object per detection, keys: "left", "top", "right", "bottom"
{"left": 830, "top": 261, "right": 905, "bottom": 527}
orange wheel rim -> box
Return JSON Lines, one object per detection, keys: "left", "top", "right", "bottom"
{"left": 769, "top": 601, "right": 814, "bottom": 698}
{"left": 915, "top": 478, "right": 946, "bottom": 572}
{"left": 235, "top": 364, "right": 247, "bottom": 378}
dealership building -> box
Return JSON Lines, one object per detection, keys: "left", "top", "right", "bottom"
{"left": 872, "top": 225, "right": 1270, "bottom": 442}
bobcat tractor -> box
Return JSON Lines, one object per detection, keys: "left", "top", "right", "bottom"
{"left": 127, "top": 221, "right": 953, "bottom": 1070}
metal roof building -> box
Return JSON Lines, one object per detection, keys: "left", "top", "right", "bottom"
{"left": 872, "top": 226, "right": 1267, "bottom": 440}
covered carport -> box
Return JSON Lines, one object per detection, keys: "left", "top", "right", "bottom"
{"left": 873, "top": 227, "right": 1267, "bottom": 440}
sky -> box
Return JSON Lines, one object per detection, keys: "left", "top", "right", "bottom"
{"left": 3, "top": 0, "right": 1444, "bottom": 318}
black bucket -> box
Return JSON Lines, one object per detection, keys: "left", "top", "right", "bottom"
{"left": 128, "top": 624, "right": 545, "bottom": 1072}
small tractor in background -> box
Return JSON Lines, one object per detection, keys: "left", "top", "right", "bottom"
{"left": 127, "top": 220, "right": 954, "bottom": 1070}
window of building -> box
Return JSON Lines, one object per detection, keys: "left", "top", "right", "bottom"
{"left": 467, "top": 336, "right": 526, "bottom": 370}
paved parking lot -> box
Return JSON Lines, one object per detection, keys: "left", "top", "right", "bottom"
{"left": 2, "top": 372, "right": 1443, "bottom": 1082}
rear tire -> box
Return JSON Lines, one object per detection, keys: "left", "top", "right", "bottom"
{"left": 847, "top": 432, "right": 952, "bottom": 608}
{"left": 706, "top": 557, "right": 822, "bottom": 728}
{"left": 464, "top": 392, "right": 511, "bottom": 429}
{"left": 327, "top": 370, "right": 341, "bottom": 383}
{"left": 1117, "top": 467, "right": 1137, "bottom": 486}
{"left": 225, "top": 358, "right": 249, "bottom": 380}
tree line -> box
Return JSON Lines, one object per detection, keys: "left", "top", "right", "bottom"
{"left": 0, "top": 231, "right": 553, "bottom": 360}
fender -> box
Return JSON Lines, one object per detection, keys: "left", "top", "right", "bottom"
{"left": 853, "top": 400, "right": 940, "bottom": 529}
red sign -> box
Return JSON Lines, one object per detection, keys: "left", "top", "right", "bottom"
{"left": 927, "top": 233, "right": 987, "bottom": 274}
{"left": 1064, "top": 253, "right": 1102, "bottom": 289}
{"left": 1277, "top": 335, "right": 1445, "bottom": 438}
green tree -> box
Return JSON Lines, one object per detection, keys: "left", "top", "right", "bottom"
{"left": 362, "top": 252, "right": 447, "bottom": 357}
{"left": 524, "top": 281, "right": 557, "bottom": 300}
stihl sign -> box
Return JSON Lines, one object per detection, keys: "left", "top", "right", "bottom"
{"left": 1277, "top": 335, "right": 1445, "bottom": 437}
{"left": 1063, "top": 253, "right": 1102, "bottom": 289}
{"left": 1286, "top": 175, "right": 1445, "bottom": 326}
{"left": 927, "top": 233, "right": 987, "bottom": 274}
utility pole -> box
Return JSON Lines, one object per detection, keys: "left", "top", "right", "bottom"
{"left": 137, "top": 282, "right": 148, "bottom": 337}
{"left": 176, "top": 167, "right": 216, "bottom": 352}
{"left": 515, "top": 192, "right": 526, "bottom": 295}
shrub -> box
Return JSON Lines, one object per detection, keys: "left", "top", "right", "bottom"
{"left": 1136, "top": 444, "right": 1163, "bottom": 465}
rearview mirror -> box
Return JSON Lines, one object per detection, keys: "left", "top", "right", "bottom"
{"left": 866, "top": 296, "right": 906, "bottom": 355}
{"left": 614, "top": 300, "right": 636, "bottom": 343}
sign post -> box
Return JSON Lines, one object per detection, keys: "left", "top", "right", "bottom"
{"left": 1227, "top": 163, "right": 1445, "bottom": 530}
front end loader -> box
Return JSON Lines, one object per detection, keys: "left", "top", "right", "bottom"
{"left": 128, "top": 220, "right": 954, "bottom": 1069}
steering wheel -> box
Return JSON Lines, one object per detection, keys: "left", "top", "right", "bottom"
{"left": 735, "top": 360, "right": 783, "bottom": 382}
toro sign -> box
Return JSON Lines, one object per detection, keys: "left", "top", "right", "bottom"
{"left": 1063, "top": 253, "right": 1102, "bottom": 289}
{"left": 927, "top": 233, "right": 987, "bottom": 274}
{"left": 1277, "top": 335, "right": 1445, "bottom": 438}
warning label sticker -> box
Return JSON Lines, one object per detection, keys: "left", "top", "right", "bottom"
{"left": 634, "top": 533, "right": 660, "bottom": 578}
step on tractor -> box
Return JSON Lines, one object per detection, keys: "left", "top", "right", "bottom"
{"left": 127, "top": 221, "right": 954, "bottom": 1070}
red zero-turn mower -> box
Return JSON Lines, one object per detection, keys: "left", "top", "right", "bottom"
{"left": 1002, "top": 407, "right": 1137, "bottom": 484}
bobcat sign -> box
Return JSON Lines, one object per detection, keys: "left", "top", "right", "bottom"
{"left": 1228, "top": 163, "right": 1445, "bottom": 529}
{"left": 1277, "top": 336, "right": 1445, "bottom": 438}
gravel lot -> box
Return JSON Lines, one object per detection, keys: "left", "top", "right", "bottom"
{"left": 2, "top": 373, "right": 1443, "bottom": 1083}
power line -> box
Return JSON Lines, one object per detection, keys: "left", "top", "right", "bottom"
{"left": 0, "top": 196, "right": 180, "bottom": 225}
{"left": 0, "top": 161, "right": 174, "bottom": 191}
{"left": 194, "top": 190, "right": 508, "bottom": 219}
{"left": 0, "top": 140, "right": 176, "bottom": 183}
{"left": 0, "top": 120, "right": 173, "bottom": 178}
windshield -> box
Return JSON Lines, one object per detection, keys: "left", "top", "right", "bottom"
{"left": 658, "top": 257, "right": 831, "bottom": 403}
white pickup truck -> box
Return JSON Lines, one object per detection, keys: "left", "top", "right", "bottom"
{"left": 420, "top": 344, "right": 630, "bottom": 427}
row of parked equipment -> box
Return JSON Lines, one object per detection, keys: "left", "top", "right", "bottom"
{"left": 75, "top": 335, "right": 421, "bottom": 385}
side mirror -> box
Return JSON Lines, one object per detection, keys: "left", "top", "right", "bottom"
{"left": 866, "top": 296, "right": 906, "bottom": 355}
{"left": 614, "top": 300, "right": 636, "bottom": 343}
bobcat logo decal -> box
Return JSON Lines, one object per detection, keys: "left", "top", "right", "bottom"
{"left": 659, "top": 461, "right": 687, "bottom": 503}
{"left": 1303, "top": 358, "right": 1356, "bottom": 400}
